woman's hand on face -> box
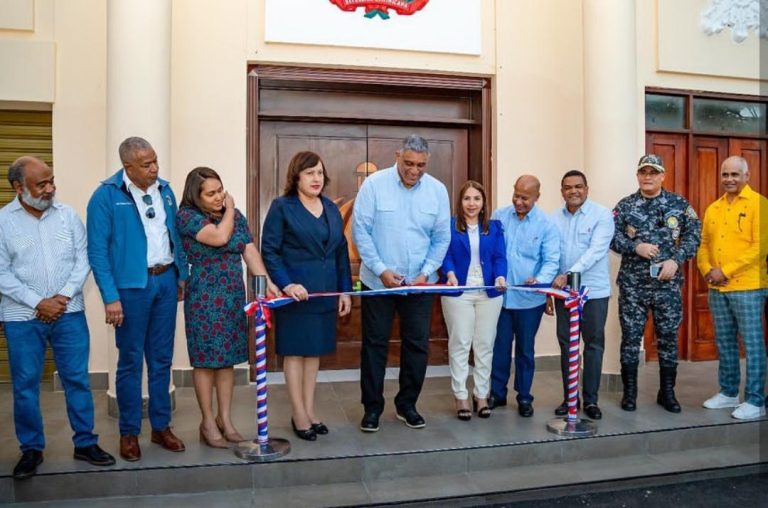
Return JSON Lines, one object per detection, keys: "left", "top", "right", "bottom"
{"left": 446, "top": 272, "right": 459, "bottom": 286}
{"left": 338, "top": 294, "right": 352, "bottom": 316}
{"left": 224, "top": 191, "right": 235, "bottom": 210}
{"left": 283, "top": 283, "right": 309, "bottom": 301}
{"left": 494, "top": 276, "right": 507, "bottom": 291}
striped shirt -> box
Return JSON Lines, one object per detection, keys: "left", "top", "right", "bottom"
{"left": 0, "top": 197, "right": 89, "bottom": 321}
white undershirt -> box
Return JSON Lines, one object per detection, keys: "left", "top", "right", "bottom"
{"left": 467, "top": 223, "right": 481, "bottom": 270}
{"left": 123, "top": 173, "right": 174, "bottom": 266}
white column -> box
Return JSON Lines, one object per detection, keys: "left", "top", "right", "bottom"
{"left": 582, "top": 0, "right": 640, "bottom": 377}
{"left": 105, "top": 0, "right": 174, "bottom": 415}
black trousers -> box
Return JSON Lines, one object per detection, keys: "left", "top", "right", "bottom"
{"left": 555, "top": 297, "right": 609, "bottom": 405}
{"left": 360, "top": 286, "right": 434, "bottom": 414}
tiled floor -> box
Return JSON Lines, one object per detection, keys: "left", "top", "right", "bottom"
{"left": 0, "top": 360, "right": 762, "bottom": 477}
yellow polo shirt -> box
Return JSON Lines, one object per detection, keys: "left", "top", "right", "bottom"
{"left": 697, "top": 184, "right": 768, "bottom": 291}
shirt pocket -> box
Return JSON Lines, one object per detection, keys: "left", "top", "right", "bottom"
{"left": 375, "top": 198, "right": 398, "bottom": 228}
{"left": 576, "top": 225, "right": 593, "bottom": 249}
{"left": 416, "top": 201, "right": 438, "bottom": 229}
{"left": 54, "top": 228, "right": 76, "bottom": 263}
{"left": 519, "top": 235, "right": 542, "bottom": 259}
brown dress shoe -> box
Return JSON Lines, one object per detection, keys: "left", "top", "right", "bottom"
{"left": 119, "top": 435, "right": 141, "bottom": 462}
{"left": 150, "top": 427, "right": 186, "bottom": 452}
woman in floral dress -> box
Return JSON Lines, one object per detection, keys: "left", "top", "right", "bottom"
{"left": 177, "top": 166, "right": 277, "bottom": 448}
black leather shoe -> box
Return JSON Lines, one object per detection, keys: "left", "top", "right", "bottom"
{"left": 554, "top": 399, "right": 581, "bottom": 416}
{"left": 487, "top": 396, "right": 507, "bottom": 410}
{"left": 396, "top": 408, "right": 426, "bottom": 429}
{"left": 74, "top": 444, "right": 116, "bottom": 466}
{"left": 584, "top": 404, "right": 602, "bottom": 420}
{"left": 311, "top": 422, "right": 329, "bottom": 435}
{"left": 518, "top": 402, "right": 534, "bottom": 417}
{"left": 360, "top": 412, "right": 380, "bottom": 433}
{"left": 291, "top": 418, "right": 317, "bottom": 441}
{"left": 13, "top": 450, "right": 43, "bottom": 480}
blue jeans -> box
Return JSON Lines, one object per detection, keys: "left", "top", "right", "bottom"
{"left": 115, "top": 269, "right": 178, "bottom": 435}
{"left": 5, "top": 312, "right": 97, "bottom": 452}
{"left": 708, "top": 289, "right": 766, "bottom": 407}
{"left": 490, "top": 305, "right": 545, "bottom": 404}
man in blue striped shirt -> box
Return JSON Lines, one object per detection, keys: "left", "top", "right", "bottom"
{"left": 489, "top": 175, "right": 560, "bottom": 417}
{"left": 352, "top": 135, "right": 451, "bottom": 432}
{"left": 549, "top": 170, "right": 614, "bottom": 420}
{"left": 0, "top": 157, "right": 115, "bottom": 479}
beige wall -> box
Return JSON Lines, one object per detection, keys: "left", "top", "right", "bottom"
{"left": 0, "top": 0, "right": 765, "bottom": 375}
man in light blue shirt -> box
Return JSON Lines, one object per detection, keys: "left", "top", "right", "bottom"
{"left": 489, "top": 175, "right": 559, "bottom": 417}
{"left": 549, "top": 170, "right": 614, "bottom": 420}
{"left": 352, "top": 134, "right": 450, "bottom": 432}
{"left": 0, "top": 157, "right": 115, "bottom": 479}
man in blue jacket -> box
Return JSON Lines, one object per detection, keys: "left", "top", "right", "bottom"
{"left": 87, "top": 137, "right": 188, "bottom": 462}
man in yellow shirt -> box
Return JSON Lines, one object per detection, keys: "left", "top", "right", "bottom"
{"left": 697, "top": 156, "right": 768, "bottom": 420}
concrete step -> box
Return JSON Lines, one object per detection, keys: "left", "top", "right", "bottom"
{"left": 2, "top": 419, "right": 764, "bottom": 505}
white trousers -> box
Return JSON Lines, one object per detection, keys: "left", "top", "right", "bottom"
{"left": 441, "top": 271, "right": 503, "bottom": 400}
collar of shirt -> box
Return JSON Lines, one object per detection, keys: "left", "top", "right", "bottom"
{"left": 8, "top": 195, "right": 64, "bottom": 219}
{"left": 718, "top": 184, "right": 755, "bottom": 204}
{"left": 122, "top": 171, "right": 159, "bottom": 196}
{"left": 560, "top": 198, "right": 593, "bottom": 218}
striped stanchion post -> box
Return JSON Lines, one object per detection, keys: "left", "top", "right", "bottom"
{"left": 547, "top": 272, "right": 598, "bottom": 437}
{"left": 235, "top": 275, "right": 291, "bottom": 462}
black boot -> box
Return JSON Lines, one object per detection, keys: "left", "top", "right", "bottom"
{"left": 657, "top": 365, "right": 681, "bottom": 413}
{"left": 620, "top": 363, "right": 638, "bottom": 411}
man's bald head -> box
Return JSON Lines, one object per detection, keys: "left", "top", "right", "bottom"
{"left": 512, "top": 174, "right": 540, "bottom": 218}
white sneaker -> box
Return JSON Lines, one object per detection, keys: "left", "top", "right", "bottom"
{"left": 731, "top": 402, "right": 766, "bottom": 420}
{"left": 702, "top": 393, "right": 740, "bottom": 409}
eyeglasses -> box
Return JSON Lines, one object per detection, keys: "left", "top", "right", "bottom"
{"left": 142, "top": 194, "right": 156, "bottom": 219}
{"left": 636, "top": 169, "right": 661, "bottom": 177}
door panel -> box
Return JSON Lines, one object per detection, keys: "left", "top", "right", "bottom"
{"left": 644, "top": 133, "right": 689, "bottom": 360}
{"left": 689, "top": 137, "right": 729, "bottom": 361}
{"left": 258, "top": 121, "right": 468, "bottom": 370}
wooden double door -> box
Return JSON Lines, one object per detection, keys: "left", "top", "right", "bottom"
{"left": 645, "top": 133, "right": 768, "bottom": 361}
{"left": 258, "top": 121, "right": 469, "bottom": 370}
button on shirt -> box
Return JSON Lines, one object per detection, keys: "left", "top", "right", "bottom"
{"left": 0, "top": 198, "right": 89, "bottom": 321}
{"left": 352, "top": 165, "right": 451, "bottom": 290}
{"left": 123, "top": 173, "right": 174, "bottom": 267}
{"left": 697, "top": 184, "right": 768, "bottom": 292}
{"left": 492, "top": 204, "right": 560, "bottom": 309}
{"left": 550, "top": 198, "right": 615, "bottom": 299}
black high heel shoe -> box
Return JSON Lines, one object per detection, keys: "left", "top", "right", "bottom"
{"left": 291, "top": 418, "right": 317, "bottom": 441}
{"left": 473, "top": 397, "right": 492, "bottom": 418}
{"left": 311, "top": 422, "right": 329, "bottom": 435}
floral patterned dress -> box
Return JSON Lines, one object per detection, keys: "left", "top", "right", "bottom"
{"left": 176, "top": 207, "right": 252, "bottom": 368}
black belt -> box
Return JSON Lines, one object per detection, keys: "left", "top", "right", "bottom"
{"left": 148, "top": 263, "right": 174, "bottom": 276}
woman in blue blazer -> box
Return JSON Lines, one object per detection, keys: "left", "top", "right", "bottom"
{"left": 261, "top": 151, "right": 352, "bottom": 441}
{"left": 441, "top": 181, "right": 507, "bottom": 420}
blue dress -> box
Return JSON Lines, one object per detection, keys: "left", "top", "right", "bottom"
{"left": 176, "top": 207, "right": 252, "bottom": 368}
{"left": 261, "top": 195, "right": 352, "bottom": 357}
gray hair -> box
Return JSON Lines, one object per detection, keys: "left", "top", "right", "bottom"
{"left": 7, "top": 156, "right": 44, "bottom": 187}
{"left": 401, "top": 134, "right": 429, "bottom": 154}
{"left": 722, "top": 155, "right": 748, "bottom": 173}
{"left": 119, "top": 137, "right": 153, "bottom": 164}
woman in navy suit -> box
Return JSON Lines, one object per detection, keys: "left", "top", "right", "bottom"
{"left": 441, "top": 181, "right": 507, "bottom": 420}
{"left": 261, "top": 151, "right": 352, "bottom": 441}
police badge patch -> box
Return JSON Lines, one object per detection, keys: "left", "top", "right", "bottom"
{"left": 666, "top": 216, "right": 678, "bottom": 229}
{"left": 685, "top": 206, "right": 698, "bottom": 220}
{"left": 626, "top": 225, "right": 637, "bottom": 238}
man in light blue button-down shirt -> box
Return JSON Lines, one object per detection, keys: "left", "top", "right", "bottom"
{"left": 489, "top": 175, "right": 559, "bottom": 417}
{"left": 352, "top": 135, "right": 450, "bottom": 432}
{"left": 0, "top": 157, "right": 115, "bottom": 479}
{"left": 549, "top": 170, "right": 614, "bottom": 420}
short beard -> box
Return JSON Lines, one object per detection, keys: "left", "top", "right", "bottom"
{"left": 21, "top": 186, "right": 53, "bottom": 211}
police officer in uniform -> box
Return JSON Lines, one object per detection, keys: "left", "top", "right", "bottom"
{"left": 611, "top": 154, "right": 701, "bottom": 413}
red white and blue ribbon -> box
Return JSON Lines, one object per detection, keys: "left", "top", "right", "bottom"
{"left": 243, "top": 282, "right": 590, "bottom": 426}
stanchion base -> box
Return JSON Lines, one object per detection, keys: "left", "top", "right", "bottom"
{"left": 234, "top": 437, "right": 291, "bottom": 462}
{"left": 546, "top": 417, "right": 598, "bottom": 437}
